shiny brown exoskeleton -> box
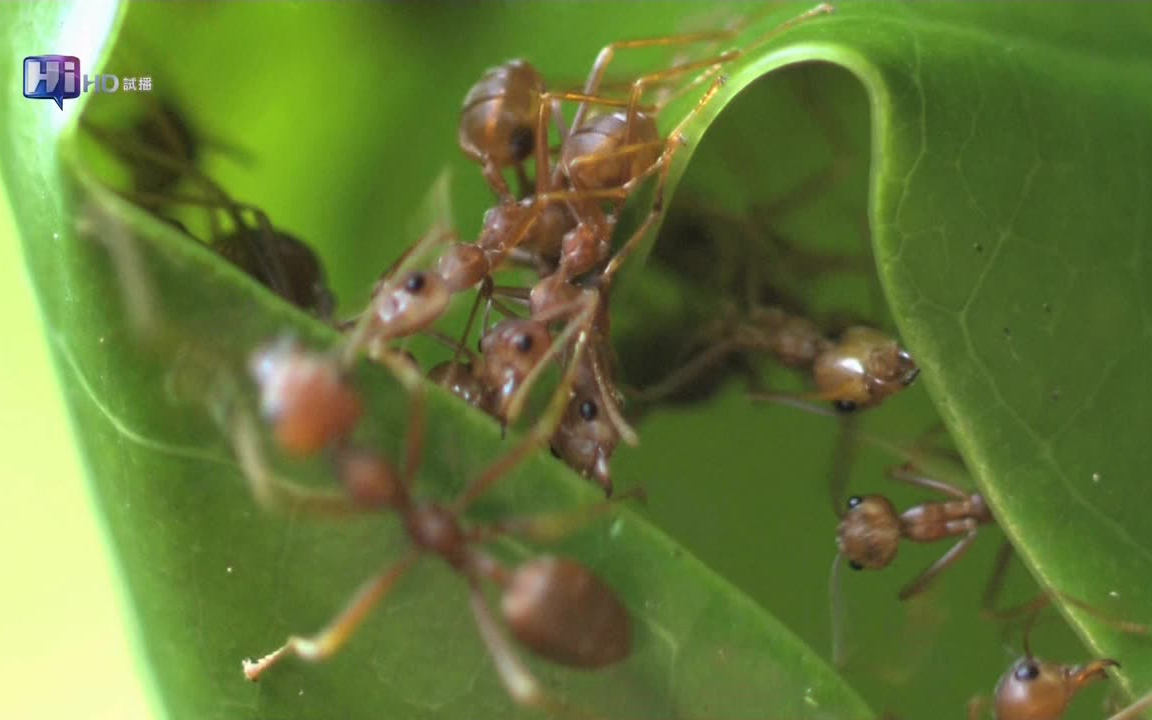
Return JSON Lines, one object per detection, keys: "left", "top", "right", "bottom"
{"left": 479, "top": 317, "right": 554, "bottom": 422}
{"left": 966, "top": 606, "right": 1152, "bottom": 720}
{"left": 825, "top": 461, "right": 995, "bottom": 667}
{"left": 836, "top": 463, "right": 994, "bottom": 600}
{"left": 459, "top": 59, "right": 547, "bottom": 200}
{"left": 248, "top": 337, "right": 361, "bottom": 456}
{"left": 232, "top": 336, "right": 633, "bottom": 713}
{"left": 987, "top": 655, "right": 1118, "bottom": 720}
{"left": 551, "top": 386, "right": 620, "bottom": 497}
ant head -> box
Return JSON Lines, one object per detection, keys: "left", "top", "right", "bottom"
{"left": 479, "top": 319, "right": 552, "bottom": 386}
{"left": 502, "top": 555, "right": 631, "bottom": 669}
{"left": 248, "top": 338, "right": 362, "bottom": 456}
{"left": 551, "top": 391, "right": 619, "bottom": 495}
{"left": 994, "top": 656, "right": 1118, "bottom": 720}
{"left": 373, "top": 270, "right": 450, "bottom": 340}
{"left": 813, "top": 327, "right": 918, "bottom": 410}
{"left": 837, "top": 494, "right": 900, "bottom": 570}
{"left": 459, "top": 59, "right": 544, "bottom": 167}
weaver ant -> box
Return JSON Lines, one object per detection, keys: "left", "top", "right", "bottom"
{"left": 80, "top": 107, "right": 336, "bottom": 321}
{"left": 233, "top": 332, "right": 639, "bottom": 715}
{"left": 969, "top": 610, "right": 1152, "bottom": 720}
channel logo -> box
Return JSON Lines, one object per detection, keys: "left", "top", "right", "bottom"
{"left": 23, "top": 55, "right": 81, "bottom": 110}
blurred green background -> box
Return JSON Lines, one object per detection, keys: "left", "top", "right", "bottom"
{"left": 2, "top": 2, "right": 1131, "bottom": 719}
{"left": 0, "top": 184, "right": 151, "bottom": 716}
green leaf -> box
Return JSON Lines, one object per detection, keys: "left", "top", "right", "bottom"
{"left": 627, "top": 3, "right": 1152, "bottom": 716}
{"left": 837, "top": 1, "right": 1152, "bottom": 702}
{"left": 1, "top": 3, "right": 875, "bottom": 719}
{"left": 10, "top": 2, "right": 1152, "bottom": 718}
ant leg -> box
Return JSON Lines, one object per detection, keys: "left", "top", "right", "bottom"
{"left": 231, "top": 410, "right": 365, "bottom": 518}
{"left": 603, "top": 3, "right": 834, "bottom": 144}
{"left": 1108, "top": 689, "right": 1152, "bottom": 720}
{"left": 469, "top": 487, "right": 647, "bottom": 545}
{"left": 403, "top": 389, "right": 427, "bottom": 488}
{"left": 513, "top": 162, "right": 533, "bottom": 201}
{"left": 984, "top": 545, "right": 1150, "bottom": 637}
{"left": 967, "top": 696, "right": 989, "bottom": 720}
{"left": 586, "top": 343, "right": 639, "bottom": 447}
{"left": 454, "top": 276, "right": 494, "bottom": 362}
{"left": 886, "top": 463, "right": 969, "bottom": 501}
{"left": 630, "top": 337, "right": 744, "bottom": 405}
{"left": 570, "top": 15, "right": 762, "bottom": 134}
{"left": 466, "top": 582, "right": 552, "bottom": 712}
{"left": 242, "top": 550, "right": 419, "bottom": 680}
{"left": 452, "top": 299, "right": 597, "bottom": 512}
{"left": 246, "top": 206, "right": 294, "bottom": 302}
{"left": 829, "top": 552, "right": 849, "bottom": 668}
{"left": 829, "top": 413, "right": 860, "bottom": 515}
{"left": 979, "top": 539, "right": 1021, "bottom": 620}
{"left": 600, "top": 76, "right": 728, "bottom": 288}
{"left": 897, "top": 531, "right": 979, "bottom": 601}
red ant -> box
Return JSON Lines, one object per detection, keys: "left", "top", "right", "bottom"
{"left": 233, "top": 333, "right": 639, "bottom": 715}
{"left": 637, "top": 302, "right": 918, "bottom": 415}
{"left": 347, "top": 4, "right": 837, "bottom": 431}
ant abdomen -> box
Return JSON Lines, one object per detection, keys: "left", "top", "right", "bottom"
{"left": 502, "top": 555, "right": 631, "bottom": 669}
{"left": 249, "top": 340, "right": 362, "bottom": 456}
{"left": 994, "top": 657, "right": 1118, "bottom": 720}
{"left": 561, "top": 111, "right": 660, "bottom": 191}
{"left": 837, "top": 495, "right": 901, "bottom": 570}
{"left": 215, "top": 228, "right": 336, "bottom": 320}
{"left": 459, "top": 59, "right": 544, "bottom": 169}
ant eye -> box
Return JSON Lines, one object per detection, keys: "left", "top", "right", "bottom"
{"left": 834, "top": 399, "right": 858, "bottom": 413}
{"left": 405, "top": 272, "right": 426, "bottom": 293}
{"left": 848, "top": 560, "right": 864, "bottom": 571}
{"left": 1014, "top": 662, "right": 1041, "bottom": 682}
{"left": 847, "top": 496, "right": 863, "bottom": 509}
{"left": 549, "top": 443, "right": 561, "bottom": 459}
{"left": 514, "top": 333, "right": 534, "bottom": 353}
{"left": 579, "top": 400, "right": 598, "bottom": 421}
